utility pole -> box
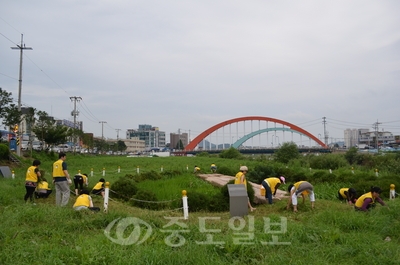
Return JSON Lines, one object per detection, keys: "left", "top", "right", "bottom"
{"left": 115, "top": 129, "right": 121, "bottom": 152}
{"left": 11, "top": 34, "right": 32, "bottom": 156}
{"left": 178, "top": 128, "right": 181, "bottom": 150}
{"left": 322, "top": 117, "right": 329, "bottom": 147}
{"left": 99, "top": 121, "right": 107, "bottom": 140}
{"left": 115, "top": 129, "right": 121, "bottom": 140}
{"left": 70, "top": 96, "right": 82, "bottom": 153}
{"left": 372, "top": 120, "right": 381, "bottom": 149}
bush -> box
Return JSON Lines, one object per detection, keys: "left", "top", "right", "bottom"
{"left": 0, "top": 144, "right": 10, "bottom": 160}
{"left": 140, "top": 170, "right": 162, "bottom": 181}
{"left": 309, "top": 170, "right": 336, "bottom": 184}
{"left": 274, "top": 142, "right": 300, "bottom": 163}
{"left": 131, "top": 190, "right": 162, "bottom": 210}
{"left": 216, "top": 165, "right": 236, "bottom": 176}
{"left": 187, "top": 191, "right": 210, "bottom": 211}
{"left": 247, "top": 164, "right": 276, "bottom": 184}
{"left": 161, "top": 170, "right": 183, "bottom": 178}
{"left": 219, "top": 147, "right": 243, "bottom": 159}
{"left": 111, "top": 176, "right": 138, "bottom": 201}
{"left": 309, "top": 154, "right": 348, "bottom": 170}
{"left": 208, "top": 192, "right": 229, "bottom": 212}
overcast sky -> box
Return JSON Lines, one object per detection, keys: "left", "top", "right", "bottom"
{"left": 1, "top": 1, "right": 399, "bottom": 144}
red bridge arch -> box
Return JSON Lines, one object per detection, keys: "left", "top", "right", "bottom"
{"left": 184, "top": 116, "right": 327, "bottom": 151}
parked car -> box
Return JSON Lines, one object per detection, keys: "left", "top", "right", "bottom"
{"left": 21, "top": 141, "right": 29, "bottom": 150}
{"left": 32, "top": 141, "right": 43, "bottom": 151}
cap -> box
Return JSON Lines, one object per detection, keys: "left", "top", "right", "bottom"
{"left": 279, "top": 176, "right": 286, "bottom": 184}
{"left": 240, "top": 166, "right": 248, "bottom": 172}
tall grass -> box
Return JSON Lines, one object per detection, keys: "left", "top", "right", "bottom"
{"left": 1, "top": 154, "right": 400, "bottom": 264}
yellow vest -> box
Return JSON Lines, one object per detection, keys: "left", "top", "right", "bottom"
{"left": 37, "top": 181, "right": 50, "bottom": 190}
{"left": 73, "top": 194, "right": 90, "bottom": 207}
{"left": 26, "top": 166, "right": 39, "bottom": 182}
{"left": 339, "top": 188, "right": 349, "bottom": 199}
{"left": 355, "top": 192, "right": 375, "bottom": 208}
{"left": 264, "top": 177, "right": 281, "bottom": 193}
{"left": 92, "top": 182, "right": 104, "bottom": 190}
{"left": 293, "top": 181, "right": 308, "bottom": 195}
{"left": 264, "top": 178, "right": 281, "bottom": 194}
{"left": 52, "top": 159, "right": 65, "bottom": 177}
{"left": 82, "top": 175, "right": 87, "bottom": 185}
{"left": 234, "top": 172, "right": 247, "bottom": 187}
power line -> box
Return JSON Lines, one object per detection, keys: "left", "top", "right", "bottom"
{"left": 0, "top": 72, "right": 18, "bottom": 80}
{"left": 0, "top": 16, "right": 22, "bottom": 34}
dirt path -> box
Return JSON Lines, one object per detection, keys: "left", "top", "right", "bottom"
{"left": 197, "top": 174, "right": 288, "bottom": 204}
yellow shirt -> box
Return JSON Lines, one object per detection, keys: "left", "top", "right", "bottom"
{"left": 73, "top": 194, "right": 91, "bottom": 208}
{"left": 26, "top": 166, "right": 39, "bottom": 182}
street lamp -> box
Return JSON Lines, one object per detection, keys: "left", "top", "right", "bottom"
{"left": 272, "top": 134, "right": 275, "bottom": 148}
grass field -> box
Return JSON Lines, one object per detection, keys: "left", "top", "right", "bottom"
{"left": 1, "top": 154, "right": 400, "bottom": 264}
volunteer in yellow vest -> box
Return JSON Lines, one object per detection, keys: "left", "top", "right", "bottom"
{"left": 91, "top": 178, "right": 105, "bottom": 198}
{"left": 286, "top": 181, "right": 315, "bottom": 212}
{"left": 52, "top": 152, "right": 72, "bottom": 206}
{"left": 354, "top": 186, "right": 386, "bottom": 211}
{"left": 24, "top": 160, "right": 42, "bottom": 203}
{"left": 337, "top": 187, "right": 357, "bottom": 204}
{"left": 73, "top": 173, "right": 84, "bottom": 196}
{"left": 210, "top": 163, "right": 217, "bottom": 173}
{"left": 73, "top": 189, "right": 100, "bottom": 212}
{"left": 194, "top": 166, "right": 200, "bottom": 174}
{"left": 35, "top": 177, "right": 53, "bottom": 199}
{"left": 234, "top": 166, "right": 256, "bottom": 212}
{"left": 262, "top": 176, "right": 286, "bottom": 204}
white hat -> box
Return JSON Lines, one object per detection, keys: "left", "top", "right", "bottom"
{"left": 240, "top": 166, "right": 248, "bottom": 171}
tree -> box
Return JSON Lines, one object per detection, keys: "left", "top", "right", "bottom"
{"left": 117, "top": 140, "right": 127, "bottom": 152}
{"left": 0, "top": 88, "right": 13, "bottom": 120}
{"left": 94, "top": 138, "right": 108, "bottom": 153}
{"left": 344, "top": 147, "right": 358, "bottom": 165}
{"left": 175, "top": 139, "right": 184, "bottom": 150}
{"left": 32, "top": 111, "right": 69, "bottom": 147}
{"left": 274, "top": 142, "right": 300, "bottom": 163}
{"left": 2, "top": 104, "right": 22, "bottom": 130}
{"left": 0, "top": 88, "right": 23, "bottom": 132}
{"left": 219, "top": 147, "right": 243, "bottom": 159}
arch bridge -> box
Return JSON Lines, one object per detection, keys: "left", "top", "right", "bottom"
{"left": 184, "top": 116, "right": 327, "bottom": 151}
